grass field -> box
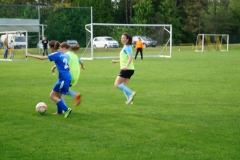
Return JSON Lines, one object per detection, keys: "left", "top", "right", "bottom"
{"left": 0, "top": 47, "right": 240, "bottom": 160}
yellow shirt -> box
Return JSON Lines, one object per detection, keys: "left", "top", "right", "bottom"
{"left": 120, "top": 45, "right": 134, "bottom": 70}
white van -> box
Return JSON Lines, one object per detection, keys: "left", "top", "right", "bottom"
{"left": 1, "top": 33, "right": 27, "bottom": 49}
{"left": 93, "top": 36, "right": 119, "bottom": 49}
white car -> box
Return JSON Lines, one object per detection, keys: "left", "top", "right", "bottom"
{"left": 93, "top": 36, "right": 119, "bottom": 49}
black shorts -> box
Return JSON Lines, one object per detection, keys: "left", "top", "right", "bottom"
{"left": 118, "top": 69, "right": 134, "bottom": 79}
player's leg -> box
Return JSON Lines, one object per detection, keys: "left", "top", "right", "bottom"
{"left": 114, "top": 71, "right": 135, "bottom": 104}
{"left": 114, "top": 75, "right": 131, "bottom": 93}
{"left": 122, "top": 79, "right": 130, "bottom": 100}
{"left": 4, "top": 49, "right": 8, "bottom": 59}
{"left": 135, "top": 49, "right": 139, "bottom": 60}
{"left": 51, "top": 80, "right": 72, "bottom": 117}
{"left": 140, "top": 49, "right": 143, "bottom": 60}
{"left": 43, "top": 48, "right": 47, "bottom": 56}
{"left": 66, "top": 90, "right": 81, "bottom": 106}
{"left": 122, "top": 70, "right": 136, "bottom": 104}
{"left": 6, "top": 49, "right": 8, "bottom": 58}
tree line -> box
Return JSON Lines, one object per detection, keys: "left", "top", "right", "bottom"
{"left": 0, "top": 0, "right": 239, "bottom": 46}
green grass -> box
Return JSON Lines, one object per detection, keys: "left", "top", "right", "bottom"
{"left": 0, "top": 48, "right": 240, "bottom": 160}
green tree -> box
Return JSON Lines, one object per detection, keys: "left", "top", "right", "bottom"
{"left": 202, "top": 0, "right": 232, "bottom": 34}
{"left": 182, "top": 0, "right": 207, "bottom": 34}
{"left": 158, "top": 0, "right": 182, "bottom": 44}
{"left": 131, "top": 0, "right": 154, "bottom": 24}
{"left": 229, "top": 0, "right": 240, "bottom": 34}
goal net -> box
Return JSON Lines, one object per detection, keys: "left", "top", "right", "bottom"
{"left": 195, "top": 34, "right": 229, "bottom": 52}
{"left": 82, "top": 23, "right": 172, "bottom": 60}
{"left": 0, "top": 30, "right": 28, "bottom": 61}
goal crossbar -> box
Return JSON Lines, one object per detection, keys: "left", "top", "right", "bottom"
{"left": 195, "top": 34, "right": 229, "bottom": 52}
{"left": 83, "top": 23, "right": 172, "bottom": 60}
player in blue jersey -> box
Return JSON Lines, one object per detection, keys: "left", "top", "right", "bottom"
{"left": 26, "top": 40, "right": 72, "bottom": 118}
{"left": 51, "top": 42, "right": 85, "bottom": 111}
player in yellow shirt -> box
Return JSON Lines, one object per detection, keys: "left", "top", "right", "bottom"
{"left": 113, "top": 32, "right": 136, "bottom": 104}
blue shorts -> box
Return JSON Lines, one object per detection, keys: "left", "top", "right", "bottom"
{"left": 52, "top": 79, "right": 71, "bottom": 94}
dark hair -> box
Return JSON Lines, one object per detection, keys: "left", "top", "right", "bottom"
{"left": 123, "top": 32, "right": 132, "bottom": 45}
{"left": 49, "top": 40, "right": 60, "bottom": 50}
{"left": 70, "top": 43, "right": 80, "bottom": 51}
{"left": 60, "top": 42, "right": 70, "bottom": 49}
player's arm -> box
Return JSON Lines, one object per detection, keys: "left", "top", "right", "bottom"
{"left": 51, "top": 65, "right": 56, "bottom": 73}
{"left": 78, "top": 58, "right": 85, "bottom": 70}
{"left": 111, "top": 59, "right": 120, "bottom": 63}
{"left": 123, "top": 46, "right": 133, "bottom": 70}
{"left": 26, "top": 53, "right": 48, "bottom": 60}
{"left": 80, "top": 62, "right": 85, "bottom": 70}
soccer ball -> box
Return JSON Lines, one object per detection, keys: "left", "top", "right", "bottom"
{"left": 36, "top": 102, "right": 47, "bottom": 114}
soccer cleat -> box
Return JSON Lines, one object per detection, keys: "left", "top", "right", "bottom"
{"left": 125, "top": 101, "right": 134, "bottom": 105}
{"left": 75, "top": 93, "right": 81, "bottom": 106}
{"left": 126, "top": 91, "right": 136, "bottom": 105}
{"left": 64, "top": 108, "right": 72, "bottom": 118}
{"left": 52, "top": 112, "right": 63, "bottom": 116}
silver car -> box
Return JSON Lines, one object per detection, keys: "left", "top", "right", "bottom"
{"left": 67, "top": 40, "right": 78, "bottom": 46}
{"left": 132, "top": 36, "right": 157, "bottom": 48}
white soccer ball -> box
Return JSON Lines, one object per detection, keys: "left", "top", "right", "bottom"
{"left": 36, "top": 102, "right": 47, "bottom": 114}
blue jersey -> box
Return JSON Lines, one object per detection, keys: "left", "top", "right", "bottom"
{"left": 48, "top": 51, "right": 71, "bottom": 81}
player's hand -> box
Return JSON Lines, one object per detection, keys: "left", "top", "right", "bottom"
{"left": 122, "top": 66, "right": 127, "bottom": 70}
{"left": 81, "top": 66, "right": 86, "bottom": 70}
{"left": 51, "top": 66, "right": 56, "bottom": 73}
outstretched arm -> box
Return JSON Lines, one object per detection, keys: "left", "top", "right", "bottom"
{"left": 26, "top": 53, "right": 48, "bottom": 60}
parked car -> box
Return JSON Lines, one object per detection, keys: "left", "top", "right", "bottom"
{"left": 132, "top": 36, "right": 157, "bottom": 48}
{"left": 93, "top": 36, "right": 119, "bottom": 49}
{"left": 0, "top": 40, "right": 3, "bottom": 49}
{"left": 67, "top": 40, "right": 78, "bottom": 46}
{"left": 37, "top": 40, "right": 49, "bottom": 49}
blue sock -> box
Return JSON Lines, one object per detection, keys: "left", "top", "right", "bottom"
{"left": 123, "top": 91, "right": 128, "bottom": 100}
{"left": 56, "top": 100, "right": 68, "bottom": 112}
{"left": 66, "top": 90, "right": 77, "bottom": 98}
{"left": 57, "top": 96, "right": 66, "bottom": 114}
{"left": 118, "top": 84, "right": 132, "bottom": 97}
{"left": 57, "top": 105, "right": 62, "bottom": 114}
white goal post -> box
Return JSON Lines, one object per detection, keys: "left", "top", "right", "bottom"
{"left": 82, "top": 23, "right": 172, "bottom": 60}
{"left": 195, "top": 34, "right": 229, "bottom": 52}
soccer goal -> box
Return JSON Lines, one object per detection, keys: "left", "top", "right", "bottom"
{"left": 0, "top": 30, "right": 28, "bottom": 61}
{"left": 195, "top": 34, "right": 229, "bottom": 52}
{"left": 82, "top": 23, "right": 172, "bottom": 60}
